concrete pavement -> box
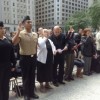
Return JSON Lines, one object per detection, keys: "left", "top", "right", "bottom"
{"left": 9, "top": 73, "right": 100, "bottom": 100}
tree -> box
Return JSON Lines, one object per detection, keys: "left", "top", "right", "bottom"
{"left": 65, "top": 10, "right": 91, "bottom": 32}
{"left": 89, "top": 0, "right": 100, "bottom": 30}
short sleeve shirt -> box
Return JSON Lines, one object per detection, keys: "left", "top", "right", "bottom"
{"left": 19, "top": 30, "right": 38, "bottom": 55}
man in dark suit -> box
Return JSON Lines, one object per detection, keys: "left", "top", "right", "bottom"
{"left": 49, "top": 26, "right": 67, "bottom": 87}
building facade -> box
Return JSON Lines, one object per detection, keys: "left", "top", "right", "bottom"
{"left": 0, "top": 0, "right": 35, "bottom": 32}
{"left": 35, "top": 0, "right": 90, "bottom": 31}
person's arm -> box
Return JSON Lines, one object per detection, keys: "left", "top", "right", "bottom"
{"left": 12, "top": 22, "right": 22, "bottom": 45}
{"left": 10, "top": 45, "right": 16, "bottom": 71}
{"left": 62, "top": 45, "right": 68, "bottom": 52}
{"left": 49, "top": 39, "right": 57, "bottom": 55}
{"left": 62, "top": 34, "right": 68, "bottom": 52}
{"left": 12, "top": 31, "right": 20, "bottom": 45}
{"left": 38, "top": 37, "right": 47, "bottom": 49}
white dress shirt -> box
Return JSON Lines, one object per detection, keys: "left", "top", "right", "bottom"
{"left": 37, "top": 37, "right": 56, "bottom": 64}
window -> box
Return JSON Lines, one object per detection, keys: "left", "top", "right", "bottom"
{"left": 14, "top": 20, "right": 15, "bottom": 24}
{"left": 14, "top": 27, "right": 16, "bottom": 31}
{"left": 62, "top": 0, "right": 64, "bottom": 3}
{"left": 69, "top": 10, "right": 71, "bottom": 13}
{"left": 66, "top": 1, "right": 68, "bottom": 3}
{"left": 72, "top": 7, "right": 74, "bottom": 9}
{"left": 75, "top": 4, "right": 77, "bottom": 6}
{"left": 72, "top": 3, "right": 74, "bottom": 6}
{"left": 66, "top": 6, "right": 68, "bottom": 8}
{"left": 8, "top": 20, "right": 9, "bottom": 24}
{"left": 62, "top": 13, "right": 64, "bottom": 16}
{"left": 45, "top": 15, "right": 47, "bottom": 17}
{"left": 69, "top": 2, "right": 71, "bottom": 5}
{"left": 7, "top": 1, "right": 9, "bottom": 5}
{"left": 66, "top": 10, "right": 68, "bottom": 12}
{"left": 48, "top": 14, "right": 50, "bottom": 17}
{"left": 7, "top": 8, "right": 9, "bottom": 11}
{"left": 13, "top": 3, "right": 15, "bottom": 6}
{"left": 4, "top": 7, "right": 6, "bottom": 11}
{"left": 5, "top": 19, "right": 6, "bottom": 23}
{"left": 62, "top": 17, "right": 64, "bottom": 20}
{"left": 13, "top": 14, "right": 15, "bottom": 18}
{"left": 62, "top": 9, "right": 64, "bottom": 11}
{"left": 78, "top": 5, "right": 80, "bottom": 7}
{"left": 13, "top": 9, "right": 15, "bottom": 12}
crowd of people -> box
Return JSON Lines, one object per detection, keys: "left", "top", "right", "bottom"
{"left": 0, "top": 16, "right": 100, "bottom": 100}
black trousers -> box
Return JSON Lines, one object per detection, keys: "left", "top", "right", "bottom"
{"left": 53, "top": 54, "right": 64, "bottom": 83}
{"left": 20, "top": 55, "right": 36, "bottom": 97}
{"left": 0, "top": 63, "right": 11, "bottom": 100}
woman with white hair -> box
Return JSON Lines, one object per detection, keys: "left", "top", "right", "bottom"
{"left": 37, "top": 29, "right": 56, "bottom": 92}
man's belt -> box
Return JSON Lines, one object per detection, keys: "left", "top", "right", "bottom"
{"left": 21, "top": 54, "right": 35, "bottom": 58}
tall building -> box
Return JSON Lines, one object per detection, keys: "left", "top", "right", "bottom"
{"left": 0, "top": 0, "right": 35, "bottom": 32}
{"left": 35, "top": 0, "right": 90, "bottom": 30}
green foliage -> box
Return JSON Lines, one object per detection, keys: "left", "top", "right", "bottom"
{"left": 65, "top": 10, "right": 91, "bottom": 32}
{"left": 65, "top": 0, "right": 100, "bottom": 32}
{"left": 89, "top": 0, "right": 100, "bottom": 30}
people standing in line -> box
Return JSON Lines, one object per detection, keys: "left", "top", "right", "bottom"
{"left": 96, "top": 28, "right": 100, "bottom": 56}
{"left": 37, "top": 29, "right": 56, "bottom": 92}
{"left": 12, "top": 16, "right": 39, "bottom": 100}
{"left": 49, "top": 26, "right": 67, "bottom": 87}
{"left": 81, "top": 28, "right": 96, "bottom": 76}
{"left": 0, "top": 21, "right": 16, "bottom": 100}
{"left": 64, "top": 26, "right": 77, "bottom": 81}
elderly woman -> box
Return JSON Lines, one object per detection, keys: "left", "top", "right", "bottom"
{"left": 81, "top": 28, "right": 96, "bottom": 76}
{"left": 0, "top": 21, "right": 16, "bottom": 100}
{"left": 37, "top": 29, "right": 56, "bottom": 92}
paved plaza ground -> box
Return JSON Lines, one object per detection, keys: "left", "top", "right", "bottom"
{"left": 9, "top": 73, "right": 100, "bottom": 100}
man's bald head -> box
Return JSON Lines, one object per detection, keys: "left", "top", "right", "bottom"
{"left": 53, "top": 26, "right": 60, "bottom": 30}
{"left": 53, "top": 26, "right": 61, "bottom": 36}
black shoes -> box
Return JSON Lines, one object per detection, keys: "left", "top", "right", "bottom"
{"left": 31, "top": 94, "right": 39, "bottom": 99}
{"left": 70, "top": 77, "right": 74, "bottom": 80}
{"left": 65, "top": 78, "right": 71, "bottom": 82}
{"left": 58, "top": 81, "right": 66, "bottom": 84}
{"left": 84, "top": 72, "right": 92, "bottom": 76}
{"left": 53, "top": 81, "right": 66, "bottom": 86}
{"left": 24, "top": 94, "right": 39, "bottom": 100}
{"left": 53, "top": 82, "right": 59, "bottom": 87}
{"left": 65, "top": 77, "right": 74, "bottom": 82}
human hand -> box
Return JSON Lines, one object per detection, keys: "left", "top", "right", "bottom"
{"left": 57, "top": 49, "right": 63, "bottom": 54}
{"left": 17, "top": 22, "right": 23, "bottom": 32}
{"left": 72, "top": 46, "right": 77, "bottom": 50}
{"left": 11, "top": 68, "right": 16, "bottom": 72}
